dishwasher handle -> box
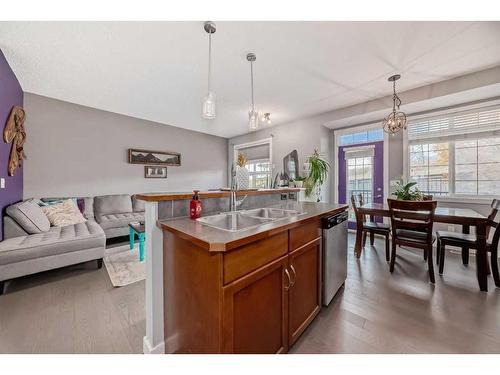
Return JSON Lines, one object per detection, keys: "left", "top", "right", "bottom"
{"left": 322, "top": 211, "right": 348, "bottom": 229}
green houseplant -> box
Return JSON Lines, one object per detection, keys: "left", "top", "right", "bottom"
{"left": 305, "top": 149, "right": 330, "bottom": 201}
{"left": 292, "top": 176, "right": 306, "bottom": 188}
{"left": 392, "top": 181, "right": 424, "bottom": 201}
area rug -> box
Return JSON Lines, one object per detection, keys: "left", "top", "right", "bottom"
{"left": 104, "top": 244, "right": 145, "bottom": 287}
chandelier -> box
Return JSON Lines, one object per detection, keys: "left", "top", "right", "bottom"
{"left": 382, "top": 74, "right": 407, "bottom": 135}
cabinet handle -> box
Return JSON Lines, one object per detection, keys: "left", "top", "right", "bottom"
{"left": 284, "top": 268, "right": 292, "bottom": 290}
{"left": 290, "top": 264, "right": 297, "bottom": 287}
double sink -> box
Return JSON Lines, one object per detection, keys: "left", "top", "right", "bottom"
{"left": 196, "top": 207, "right": 306, "bottom": 232}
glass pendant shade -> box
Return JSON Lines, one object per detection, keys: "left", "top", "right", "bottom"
{"left": 202, "top": 91, "right": 216, "bottom": 119}
{"left": 249, "top": 110, "right": 259, "bottom": 131}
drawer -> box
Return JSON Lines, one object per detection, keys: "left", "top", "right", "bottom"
{"left": 223, "top": 231, "right": 288, "bottom": 284}
{"left": 289, "top": 220, "right": 321, "bottom": 250}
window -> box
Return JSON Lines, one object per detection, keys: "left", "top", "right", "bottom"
{"left": 246, "top": 159, "right": 271, "bottom": 189}
{"left": 339, "top": 128, "right": 383, "bottom": 146}
{"left": 406, "top": 104, "right": 500, "bottom": 197}
{"left": 409, "top": 142, "right": 449, "bottom": 196}
{"left": 347, "top": 156, "right": 373, "bottom": 220}
{"left": 455, "top": 138, "right": 500, "bottom": 195}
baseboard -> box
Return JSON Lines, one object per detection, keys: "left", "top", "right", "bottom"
{"left": 143, "top": 336, "right": 165, "bottom": 354}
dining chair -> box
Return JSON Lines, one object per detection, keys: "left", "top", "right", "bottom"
{"left": 351, "top": 194, "right": 390, "bottom": 261}
{"left": 387, "top": 199, "right": 438, "bottom": 283}
{"left": 436, "top": 199, "right": 500, "bottom": 287}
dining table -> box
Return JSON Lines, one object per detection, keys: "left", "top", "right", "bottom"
{"left": 356, "top": 202, "right": 490, "bottom": 292}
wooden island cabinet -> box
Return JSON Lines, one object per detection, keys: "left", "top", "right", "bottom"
{"left": 159, "top": 203, "right": 347, "bottom": 354}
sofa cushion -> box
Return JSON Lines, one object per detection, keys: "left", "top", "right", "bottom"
{"left": 6, "top": 200, "right": 51, "bottom": 234}
{"left": 41, "top": 199, "right": 87, "bottom": 227}
{"left": 132, "top": 195, "right": 146, "bottom": 212}
{"left": 0, "top": 220, "right": 105, "bottom": 266}
{"left": 96, "top": 212, "right": 145, "bottom": 230}
{"left": 94, "top": 194, "right": 133, "bottom": 217}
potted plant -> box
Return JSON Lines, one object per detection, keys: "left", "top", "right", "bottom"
{"left": 392, "top": 181, "right": 424, "bottom": 201}
{"left": 292, "top": 176, "right": 306, "bottom": 188}
{"left": 304, "top": 149, "right": 330, "bottom": 202}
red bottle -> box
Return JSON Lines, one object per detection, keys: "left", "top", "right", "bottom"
{"left": 190, "top": 190, "right": 202, "bottom": 219}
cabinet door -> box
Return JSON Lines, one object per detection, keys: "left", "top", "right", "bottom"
{"left": 222, "top": 255, "right": 289, "bottom": 354}
{"left": 288, "top": 238, "right": 322, "bottom": 345}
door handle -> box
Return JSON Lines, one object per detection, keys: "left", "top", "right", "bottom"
{"left": 284, "top": 268, "right": 292, "bottom": 290}
{"left": 290, "top": 264, "right": 297, "bottom": 287}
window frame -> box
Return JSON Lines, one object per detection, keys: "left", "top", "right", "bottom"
{"left": 232, "top": 137, "right": 273, "bottom": 188}
{"left": 403, "top": 100, "right": 500, "bottom": 203}
{"left": 334, "top": 123, "right": 389, "bottom": 205}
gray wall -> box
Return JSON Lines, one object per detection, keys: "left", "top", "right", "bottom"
{"left": 23, "top": 94, "right": 228, "bottom": 198}
{"left": 229, "top": 116, "right": 333, "bottom": 203}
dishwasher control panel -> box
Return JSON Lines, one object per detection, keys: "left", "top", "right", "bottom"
{"left": 321, "top": 211, "right": 348, "bottom": 229}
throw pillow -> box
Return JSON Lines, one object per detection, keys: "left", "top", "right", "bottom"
{"left": 6, "top": 200, "right": 51, "bottom": 234}
{"left": 41, "top": 199, "right": 87, "bottom": 227}
{"left": 40, "top": 198, "right": 86, "bottom": 217}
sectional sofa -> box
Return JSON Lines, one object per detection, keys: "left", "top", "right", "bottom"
{"left": 0, "top": 194, "right": 145, "bottom": 295}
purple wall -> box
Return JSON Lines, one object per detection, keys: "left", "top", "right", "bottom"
{"left": 0, "top": 49, "right": 23, "bottom": 240}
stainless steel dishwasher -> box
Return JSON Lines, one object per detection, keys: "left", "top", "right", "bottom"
{"left": 321, "top": 210, "right": 348, "bottom": 306}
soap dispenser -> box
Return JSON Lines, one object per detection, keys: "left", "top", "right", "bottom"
{"left": 190, "top": 190, "right": 202, "bottom": 219}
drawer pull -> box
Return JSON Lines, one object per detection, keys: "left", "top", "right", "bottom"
{"left": 290, "top": 264, "right": 297, "bottom": 287}
{"left": 284, "top": 268, "right": 292, "bottom": 290}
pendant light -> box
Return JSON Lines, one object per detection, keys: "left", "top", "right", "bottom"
{"left": 202, "top": 21, "right": 216, "bottom": 120}
{"left": 247, "top": 53, "right": 259, "bottom": 131}
{"left": 262, "top": 113, "right": 272, "bottom": 125}
{"left": 382, "top": 74, "right": 408, "bottom": 135}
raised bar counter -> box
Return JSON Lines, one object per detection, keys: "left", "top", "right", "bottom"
{"left": 135, "top": 188, "right": 300, "bottom": 202}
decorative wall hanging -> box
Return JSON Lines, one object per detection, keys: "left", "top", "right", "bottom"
{"left": 3, "top": 105, "right": 26, "bottom": 176}
{"left": 128, "top": 149, "right": 181, "bottom": 166}
{"left": 144, "top": 166, "right": 168, "bottom": 178}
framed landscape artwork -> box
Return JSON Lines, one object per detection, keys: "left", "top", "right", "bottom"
{"left": 129, "top": 148, "right": 181, "bottom": 166}
{"left": 144, "top": 166, "right": 168, "bottom": 178}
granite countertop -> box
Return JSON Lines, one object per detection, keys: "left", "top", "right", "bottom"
{"left": 157, "top": 202, "right": 348, "bottom": 252}
{"left": 135, "top": 188, "right": 300, "bottom": 202}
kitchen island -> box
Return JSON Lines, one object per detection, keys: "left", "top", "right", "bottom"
{"left": 157, "top": 201, "right": 348, "bottom": 353}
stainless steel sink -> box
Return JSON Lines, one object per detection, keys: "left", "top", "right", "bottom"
{"left": 196, "top": 212, "right": 272, "bottom": 232}
{"left": 242, "top": 207, "right": 305, "bottom": 219}
{"left": 196, "top": 208, "right": 306, "bottom": 232}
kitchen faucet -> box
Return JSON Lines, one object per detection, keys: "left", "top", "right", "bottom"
{"left": 229, "top": 163, "right": 247, "bottom": 212}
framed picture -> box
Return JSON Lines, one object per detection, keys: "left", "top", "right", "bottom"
{"left": 129, "top": 148, "right": 181, "bottom": 166}
{"left": 144, "top": 166, "right": 168, "bottom": 178}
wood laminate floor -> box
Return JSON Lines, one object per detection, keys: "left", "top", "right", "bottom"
{"left": 0, "top": 234, "right": 499, "bottom": 353}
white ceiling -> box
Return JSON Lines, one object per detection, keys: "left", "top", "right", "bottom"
{"left": 0, "top": 21, "right": 499, "bottom": 138}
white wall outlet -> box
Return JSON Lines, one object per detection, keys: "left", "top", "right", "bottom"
{"left": 447, "top": 225, "right": 455, "bottom": 232}
{"left": 390, "top": 180, "right": 400, "bottom": 187}
{"left": 0, "top": 178, "right": 5, "bottom": 189}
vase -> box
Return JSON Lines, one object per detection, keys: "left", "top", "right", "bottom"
{"left": 236, "top": 166, "right": 250, "bottom": 189}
